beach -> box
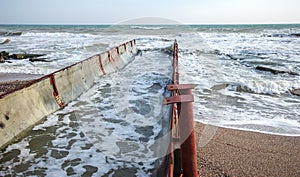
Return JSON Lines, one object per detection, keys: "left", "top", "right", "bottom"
{"left": 195, "top": 122, "right": 300, "bottom": 177}
{"left": 0, "top": 24, "right": 300, "bottom": 176}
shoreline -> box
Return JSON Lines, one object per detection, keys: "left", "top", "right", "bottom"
{"left": 195, "top": 122, "right": 300, "bottom": 176}
{"left": 195, "top": 120, "right": 300, "bottom": 137}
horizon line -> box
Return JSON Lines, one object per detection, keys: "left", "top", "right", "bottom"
{"left": 1, "top": 22, "right": 300, "bottom": 26}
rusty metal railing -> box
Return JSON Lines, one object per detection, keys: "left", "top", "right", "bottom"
{"left": 155, "top": 40, "right": 199, "bottom": 177}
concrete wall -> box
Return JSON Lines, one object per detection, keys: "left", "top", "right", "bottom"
{"left": 0, "top": 40, "right": 137, "bottom": 150}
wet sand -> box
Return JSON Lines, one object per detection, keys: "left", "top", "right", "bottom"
{"left": 0, "top": 73, "right": 43, "bottom": 82}
{"left": 195, "top": 122, "right": 300, "bottom": 177}
{"left": 0, "top": 73, "right": 43, "bottom": 95}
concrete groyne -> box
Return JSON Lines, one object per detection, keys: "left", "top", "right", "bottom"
{"left": 0, "top": 40, "right": 137, "bottom": 150}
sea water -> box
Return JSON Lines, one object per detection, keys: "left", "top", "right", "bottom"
{"left": 0, "top": 24, "right": 300, "bottom": 176}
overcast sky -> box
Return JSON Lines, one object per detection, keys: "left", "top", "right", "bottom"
{"left": 1, "top": 0, "right": 299, "bottom": 24}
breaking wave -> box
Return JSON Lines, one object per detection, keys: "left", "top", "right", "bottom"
{"left": 0, "top": 31, "right": 22, "bottom": 36}
{"left": 212, "top": 80, "right": 300, "bottom": 95}
{"left": 131, "top": 26, "right": 165, "bottom": 30}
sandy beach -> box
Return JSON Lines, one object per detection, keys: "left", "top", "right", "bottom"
{"left": 195, "top": 122, "right": 300, "bottom": 177}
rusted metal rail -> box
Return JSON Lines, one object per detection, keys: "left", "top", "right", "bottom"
{"left": 155, "top": 40, "right": 199, "bottom": 177}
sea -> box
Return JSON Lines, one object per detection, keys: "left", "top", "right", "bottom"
{"left": 0, "top": 24, "right": 300, "bottom": 176}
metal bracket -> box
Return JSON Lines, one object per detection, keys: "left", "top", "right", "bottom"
{"left": 167, "top": 84, "right": 195, "bottom": 91}
{"left": 164, "top": 95, "right": 194, "bottom": 105}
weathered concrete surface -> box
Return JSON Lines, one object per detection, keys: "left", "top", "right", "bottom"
{"left": 0, "top": 40, "right": 137, "bottom": 150}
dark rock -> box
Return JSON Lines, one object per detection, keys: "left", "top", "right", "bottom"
{"left": 0, "top": 39, "right": 10, "bottom": 45}
{"left": 0, "top": 31, "right": 22, "bottom": 36}
{"left": 255, "top": 66, "right": 299, "bottom": 76}
{"left": 0, "top": 51, "right": 9, "bottom": 62}
{"left": 217, "top": 82, "right": 255, "bottom": 94}
{"left": 226, "top": 54, "right": 247, "bottom": 60}
{"left": 148, "top": 83, "right": 162, "bottom": 93}
{"left": 29, "top": 58, "right": 50, "bottom": 62}
{"left": 10, "top": 53, "right": 46, "bottom": 59}
{"left": 160, "top": 45, "right": 174, "bottom": 55}
{"left": 0, "top": 51, "right": 48, "bottom": 63}
{"left": 234, "top": 84, "right": 254, "bottom": 94}
{"left": 269, "top": 34, "right": 288, "bottom": 38}
{"left": 211, "top": 83, "right": 229, "bottom": 91}
{"left": 291, "top": 33, "right": 300, "bottom": 37}
{"left": 289, "top": 88, "right": 300, "bottom": 96}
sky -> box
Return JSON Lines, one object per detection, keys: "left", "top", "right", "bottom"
{"left": 1, "top": 0, "right": 299, "bottom": 24}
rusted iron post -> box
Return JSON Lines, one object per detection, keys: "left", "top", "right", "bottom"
{"left": 179, "top": 88, "right": 198, "bottom": 177}
{"left": 166, "top": 84, "right": 198, "bottom": 177}
{"left": 162, "top": 40, "right": 199, "bottom": 177}
{"left": 172, "top": 39, "right": 198, "bottom": 177}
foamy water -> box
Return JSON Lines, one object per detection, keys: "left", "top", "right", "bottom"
{"left": 0, "top": 24, "right": 300, "bottom": 176}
